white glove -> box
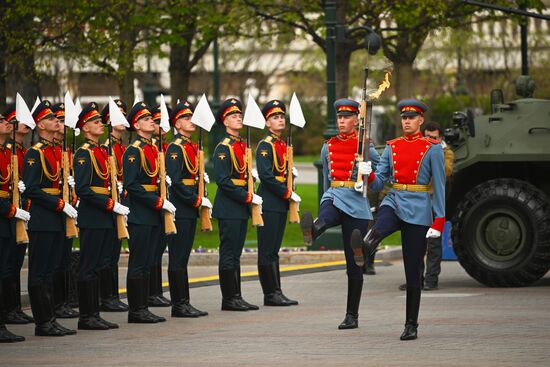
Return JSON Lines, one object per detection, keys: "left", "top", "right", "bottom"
{"left": 426, "top": 228, "right": 441, "bottom": 238}
{"left": 18, "top": 180, "right": 26, "bottom": 194}
{"left": 117, "top": 181, "right": 124, "bottom": 195}
{"left": 62, "top": 203, "right": 78, "bottom": 219}
{"left": 67, "top": 175, "right": 75, "bottom": 189}
{"left": 165, "top": 175, "right": 172, "bottom": 187}
{"left": 113, "top": 202, "right": 130, "bottom": 216}
{"left": 292, "top": 166, "right": 299, "bottom": 178}
{"left": 251, "top": 168, "right": 259, "bottom": 181}
{"left": 354, "top": 181, "right": 364, "bottom": 193}
{"left": 201, "top": 197, "right": 213, "bottom": 209}
{"left": 203, "top": 172, "right": 210, "bottom": 184}
{"left": 251, "top": 194, "right": 263, "bottom": 206}
{"left": 358, "top": 161, "right": 372, "bottom": 176}
{"left": 290, "top": 192, "right": 301, "bottom": 202}
{"left": 162, "top": 199, "right": 176, "bottom": 214}
{"left": 14, "top": 208, "right": 30, "bottom": 222}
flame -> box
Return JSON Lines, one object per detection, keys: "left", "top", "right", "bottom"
{"left": 368, "top": 71, "right": 392, "bottom": 100}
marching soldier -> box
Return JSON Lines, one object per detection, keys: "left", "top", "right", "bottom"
{"left": 50, "top": 102, "right": 79, "bottom": 319}
{"left": 301, "top": 98, "right": 379, "bottom": 329}
{"left": 73, "top": 102, "right": 128, "bottom": 330}
{"left": 213, "top": 98, "right": 262, "bottom": 311}
{"left": 165, "top": 100, "right": 211, "bottom": 317}
{"left": 147, "top": 106, "right": 171, "bottom": 308}
{"left": 123, "top": 102, "right": 176, "bottom": 323}
{"left": 255, "top": 100, "right": 300, "bottom": 306}
{"left": 99, "top": 99, "right": 130, "bottom": 312}
{"left": 352, "top": 99, "right": 445, "bottom": 340}
{"left": 2, "top": 104, "right": 34, "bottom": 325}
{"left": 24, "top": 100, "right": 78, "bottom": 336}
{"left": 0, "top": 111, "right": 28, "bottom": 342}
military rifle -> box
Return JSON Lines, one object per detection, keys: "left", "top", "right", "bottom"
{"left": 11, "top": 120, "right": 29, "bottom": 245}
{"left": 158, "top": 95, "right": 177, "bottom": 235}
{"left": 197, "top": 128, "right": 212, "bottom": 231}
{"left": 63, "top": 124, "right": 79, "bottom": 238}
{"left": 356, "top": 67, "right": 372, "bottom": 198}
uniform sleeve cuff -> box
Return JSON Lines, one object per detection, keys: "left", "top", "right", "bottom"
{"left": 5, "top": 204, "right": 16, "bottom": 218}
{"left": 71, "top": 193, "right": 78, "bottom": 206}
{"left": 193, "top": 196, "right": 202, "bottom": 208}
{"left": 283, "top": 189, "right": 291, "bottom": 200}
{"left": 155, "top": 197, "right": 164, "bottom": 211}
{"left": 368, "top": 172, "right": 375, "bottom": 184}
{"left": 106, "top": 198, "right": 115, "bottom": 212}
{"left": 55, "top": 199, "right": 65, "bottom": 212}
{"left": 245, "top": 192, "right": 253, "bottom": 204}
{"left": 431, "top": 217, "right": 445, "bottom": 232}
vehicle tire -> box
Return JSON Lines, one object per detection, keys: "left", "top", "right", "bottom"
{"left": 452, "top": 178, "right": 550, "bottom": 287}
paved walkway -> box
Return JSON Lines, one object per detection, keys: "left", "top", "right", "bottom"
{"left": 3, "top": 260, "right": 550, "bottom": 367}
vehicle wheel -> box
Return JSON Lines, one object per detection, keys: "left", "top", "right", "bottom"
{"left": 452, "top": 178, "right": 550, "bottom": 287}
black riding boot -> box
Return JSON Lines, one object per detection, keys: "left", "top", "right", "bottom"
{"left": 148, "top": 264, "right": 171, "bottom": 307}
{"left": 127, "top": 277, "right": 157, "bottom": 323}
{"left": 53, "top": 271, "right": 79, "bottom": 318}
{"left": 169, "top": 269, "right": 206, "bottom": 317}
{"left": 300, "top": 211, "right": 327, "bottom": 246}
{"left": 99, "top": 267, "right": 126, "bottom": 312}
{"left": 364, "top": 251, "right": 376, "bottom": 275}
{"left": 338, "top": 277, "right": 363, "bottom": 330}
{"left": 219, "top": 268, "right": 248, "bottom": 311}
{"left": 78, "top": 280, "right": 109, "bottom": 330}
{"left": 111, "top": 265, "right": 128, "bottom": 310}
{"left": 28, "top": 284, "right": 64, "bottom": 337}
{"left": 258, "top": 263, "right": 290, "bottom": 306}
{"left": 400, "top": 286, "right": 421, "bottom": 341}
{"left": 0, "top": 280, "right": 25, "bottom": 342}
{"left": 142, "top": 275, "right": 166, "bottom": 322}
{"left": 236, "top": 267, "right": 258, "bottom": 310}
{"left": 274, "top": 262, "right": 298, "bottom": 305}
{"left": 3, "top": 275, "right": 32, "bottom": 324}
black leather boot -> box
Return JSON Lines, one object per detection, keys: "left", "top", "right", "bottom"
{"left": 400, "top": 286, "right": 421, "bottom": 341}
{"left": 99, "top": 267, "right": 126, "bottom": 312}
{"left": 53, "top": 271, "right": 79, "bottom": 318}
{"left": 3, "top": 276, "right": 31, "bottom": 324}
{"left": 28, "top": 284, "right": 65, "bottom": 337}
{"left": 258, "top": 263, "right": 290, "bottom": 306}
{"left": 300, "top": 211, "right": 327, "bottom": 246}
{"left": 127, "top": 277, "right": 157, "bottom": 323}
{"left": 338, "top": 277, "right": 363, "bottom": 330}
{"left": 142, "top": 276, "right": 166, "bottom": 322}
{"left": 92, "top": 279, "right": 118, "bottom": 329}
{"left": 78, "top": 280, "right": 109, "bottom": 330}
{"left": 236, "top": 267, "right": 258, "bottom": 310}
{"left": 274, "top": 262, "right": 298, "bottom": 305}
{"left": 350, "top": 229, "right": 366, "bottom": 268}
{"left": 148, "top": 264, "right": 171, "bottom": 307}
{"left": 15, "top": 273, "right": 34, "bottom": 323}
{"left": 363, "top": 228, "right": 383, "bottom": 258}
{"left": 219, "top": 268, "right": 248, "bottom": 311}
{"left": 169, "top": 269, "right": 203, "bottom": 318}
{"left": 0, "top": 281, "right": 25, "bottom": 342}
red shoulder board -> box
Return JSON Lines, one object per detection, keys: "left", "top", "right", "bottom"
{"left": 424, "top": 137, "right": 440, "bottom": 145}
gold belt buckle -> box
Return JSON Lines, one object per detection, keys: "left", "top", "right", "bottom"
{"left": 403, "top": 184, "right": 408, "bottom": 190}
{"left": 339, "top": 181, "right": 344, "bottom": 187}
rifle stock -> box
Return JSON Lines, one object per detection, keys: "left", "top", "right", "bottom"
{"left": 247, "top": 147, "right": 263, "bottom": 227}
{"left": 159, "top": 151, "right": 177, "bottom": 235}
{"left": 286, "top": 145, "right": 300, "bottom": 223}
{"left": 198, "top": 150, "right": 212, "bottom": 231}
{"left": 12, "top": 154, "right": 29, "bottom": 245}
{"left": 63, "top": 151, "right": 78, "bottom": 239}
{"left": 109, "top": 155, "right": 129, "bottom": 240}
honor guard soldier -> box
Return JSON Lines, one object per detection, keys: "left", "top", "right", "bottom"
{"left": 2, "top": 104, "right": 34, "bottom": 325}
{"left": 147, "top": 105, "right": 172, "bottom": 307}
{"left": 301, "top": 98, "right": 379, "bottom": 329}
{"left": 73, "top": 102, "right": 127, "bottom": 330}
{"left": 0, "top": 111, "right": 29, "bottom": 342}
{"left": 99, "top": 99, "right": 130, "bottom": 312}
{"left": 165, "top": 100, "right": 211, "bottom": 317}
{"left": 24, "top": 100, "right": 78, "bottom": 336}
{"left": 352, "top": 99, "right": 445, "bottom": 340}
{"left": 50, "top": 102, "right": 80, "bottom": 319}
{"left": 213, "top": 98, "right": 262, "bottom": 311}
{"left": 254, "top": 100, "right": 299, "bottom": 306}
{"left": 123, "top": 102, "right": 176, "bottom": 323}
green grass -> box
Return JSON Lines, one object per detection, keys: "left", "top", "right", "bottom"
{"left": 293, "top": 155, "right": 319, "bottom": 163}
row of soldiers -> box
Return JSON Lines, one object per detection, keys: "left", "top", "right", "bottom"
{"left": 0, "top": 95, "right": 304, "bottom": 342}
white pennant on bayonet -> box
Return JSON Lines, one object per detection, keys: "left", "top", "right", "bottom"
{"left": 133, "top": 95, "right": 140, "bottom": 108}
{"left": 64, "top": 92, "right": 78, "bottom": 129}
{"left": 109, "top": 97, "right": 130, "bottom": 128}
{"left": 289, "top": 92, "right": 307, "bottom": 128}
{"left": 74, "top": 98, "right": 82, "bottom": 116}
{"left": 30, "top": 97, "right": 41, "bottom": 114}
{"left": 15, "top": 93, "right": 36, "bottom": 130}
{"left": 242, "top": 93, "right": 265, "bottom": 130}
{"left": 159, "top": 94, "right": 171, "bottom": 133}
{"left": 191, "top": 94, "right": 215, "bottom": 132}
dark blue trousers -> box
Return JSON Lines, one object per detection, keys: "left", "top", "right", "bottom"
{"left": 257, "top": 211, "right": 287, "bottom": 266}
{"left": 372, "top": 205, "right": 429, "bottom": 287}
{"left": 168, "top": 219, "right": 197, "bottom": 271}
{"left": 218, "top": 219, "right": 247, "bottom": 270}
{"left": 127, "top": 224, "right": 160, "bottom": 279}
{"left": 318, "top": 200, "right": 369, "bottom": 280}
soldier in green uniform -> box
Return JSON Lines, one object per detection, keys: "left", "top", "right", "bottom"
{"left": 99, "top": 99, "right": 130, "bottom": 312}
{"left": 24, "top": 100, "right": 78, "bottom": 336}
{"left": 123, "top": 102, "right": 176, "bottom": 323}
{"left": 73, "top": 102, "right": 128, "bottom": 330}
{"left": 213, "top": 98, "right": 262, "bottom": 311}
{"left": 0, "top": 111, "right": 28, "bottom": 342}
{"left": 165, "top": 101, "right": 211, "bottom": 317}
{"left": 254, "top": 100, "right": 300, "bottom": 306}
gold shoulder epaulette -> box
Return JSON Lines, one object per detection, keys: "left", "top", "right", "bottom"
{"left": 32, "top": 142, "right": 43, "bottom": 150}
{"left": 132, "top": 140, "right": 141, "bottom": 148}
{"left": 102, "top": 139, "right": 109, "bottom": 147}
{"left": 82, "top": 143, "right": 90, "bottom": 150}
{"left": 222, "top": 138, "right": 230, "bottom": 145}
{"left": 264, "top": 136, "right": 273, "bottom": 143}
{"left": 174, "top": 138, "right": 182, "bottom": 145}
{"left": 6, "top": 143, "right": 12, "bottom": 150}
